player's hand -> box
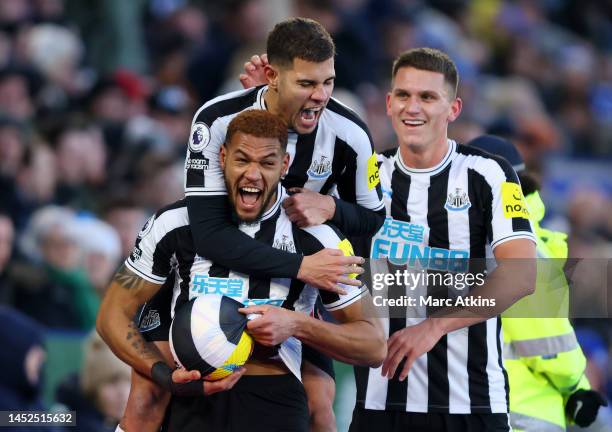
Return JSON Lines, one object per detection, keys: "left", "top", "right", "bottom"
{"left": 283, "top": 188, "right": 336, "bottom": 228}
{"left": 381, "top": 319, "right": 445, "bottom": 381}
{"left": 239, "top": 53, "right": 268, "bottom": 89}
{"left": 298, "top": 248, "right": 365, "bottom": 294}
{"left": 171, "top": 366, "right": 245, "bottom": 396}
{"left": 203, "top": 368, "right": 246, "bottom": 395}
{"left": 239, "top": 305, "right": 297, "bottom": 346}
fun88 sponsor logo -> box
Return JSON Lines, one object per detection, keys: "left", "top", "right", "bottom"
{"left": 371, "top": 218, "right": 469, "bottom": 272}
{"left": 190, "top": 274, "right": 246, "bottom": 300}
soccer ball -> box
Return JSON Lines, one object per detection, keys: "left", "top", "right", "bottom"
{"left": 169, "top": 295, "right": 253, "bottom": 381}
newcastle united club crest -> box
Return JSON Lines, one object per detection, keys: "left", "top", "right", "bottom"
{"left": 273, "top": 235, "right": 296, "bottom": 253}
{"left": 445, "top": 187, "right": 471, "bottom": 211}
{"left": 307, "top": 155, "right": 332, "bottom": 180}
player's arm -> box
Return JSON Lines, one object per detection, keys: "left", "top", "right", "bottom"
{"left": 97, "top": 265, "right": 169, "bottom": 377}
{"left": 239, "top": 293, "right": 385, "bottom": 368}
{"left": 98, "top": 264, "right": 245, "bottom": 396}
{"left": 294, "top": 292, "right": 385, "bottom": 366}
{"left": 332, "top": 126, "right": 386, "bottom": 236}
{"left": 330, "top": 196, "right": 386, "bottom": 236}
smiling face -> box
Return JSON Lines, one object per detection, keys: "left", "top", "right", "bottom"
{"left": 266, "top": 57, "right": 335, "bottom": 135}
{"left": 387, "top": 66, "right": 462, "bottom": 159}
{"left": 221, "top": 132, "right": 289, "bottom": 223}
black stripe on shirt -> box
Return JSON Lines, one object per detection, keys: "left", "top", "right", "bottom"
{"left": 321, "top": 137, "right": 356, "bottom": 199}
{"left": 283, "top": 127, "right": 318, "bottom": 189}
{"left": 468, "top": 321, "right": 491, "bottom": 411}
{"left": 384, "top": 166, "right": 412, "bottom": 409}
{"left": 195, "top": 88, "right": 259, "bottom": 126}
{"left": 497, "top": 316, "right": 510, "bottom": 411}
{"left": 426, "top": 166, "right": 451, "bottom": 412}
{"left": 467, "top": 169, "right": 490, "bottom": 260}
{"left": 247, "top": 208, "right": 281, "bottom": 299}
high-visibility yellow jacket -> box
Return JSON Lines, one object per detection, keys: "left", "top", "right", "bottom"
{"left": 502, "top": 191, "right": 589, "bottom": 432}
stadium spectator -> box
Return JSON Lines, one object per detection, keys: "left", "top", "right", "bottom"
{"left": 0, "top": 213, "right": 15, "bottom": 304}
{"left": 55, "top": 330, "right": 131, "bottom": 432}
{"left": 77, "top": 217, "right": 121, "bottom": 296}
{"left": 12, "top": 206, "right": 99, "bottom": 329}
{"left": 101, "top": 196, "right": 148, "bottom": 259}
{"left": 0, "top": 306, "right": 64, "bottom": 432}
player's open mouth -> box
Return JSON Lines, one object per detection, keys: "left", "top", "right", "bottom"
{"left": 299, "top": 107, "right": 323, "bottom": 128}
{"left": 238, "top": 186, "right": 262, "bottom": 208}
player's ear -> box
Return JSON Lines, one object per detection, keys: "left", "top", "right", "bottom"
{"left": 281, "top": 151, "right": 289, "bottom": 176}
{"left": 220, "top": 144, "right": 227, "bottom": 170}
{"left": 448, "top": 97, "right": 462, "bottom": 122}
{"left": 265, "top": 64, "right": 279, "bottom": 90}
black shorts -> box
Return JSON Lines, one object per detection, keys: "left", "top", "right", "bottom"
{"left": 166, "top": 374, "right": 309, "bottom": 432}
{"left": 349, "top": 408, "right": 510, "bottom": 432}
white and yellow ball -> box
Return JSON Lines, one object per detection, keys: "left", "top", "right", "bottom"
{"left": 169, "top": 295, "right": 253, "bottom": 381}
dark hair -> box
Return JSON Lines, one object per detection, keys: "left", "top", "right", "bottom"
{"left": 226, "top": 110, "right": 288, "bottom": 150}
{"left": 392, "top": 48, "right": 459, "bottom": 97}
{"left": 267, "top": 17, "right": 335, "bottom": 67}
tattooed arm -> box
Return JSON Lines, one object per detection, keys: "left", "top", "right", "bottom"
{"left": 96, "top": 264, "right": 168, "bottom": 377}
{"left": 97, "top": 264, "right": 245, "bottom": 397}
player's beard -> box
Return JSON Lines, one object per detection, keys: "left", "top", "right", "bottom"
{"left": 225, "top": 177, "right": 280, "bottom": 224}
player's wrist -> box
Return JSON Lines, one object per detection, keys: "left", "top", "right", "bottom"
{"left": 292, "top": 310, "right": 311, "bottom": 340}
{"left": 325, "top": 195, "right": 336, "bottom": 220}
{"left": 425, "top": 317, "right": 447, "bottom": 338}
{"left": 296, "top": 255, "right": 312, "bottom": 282}
{"left": 151, "top": 361, "right": 204, "bottom": 396}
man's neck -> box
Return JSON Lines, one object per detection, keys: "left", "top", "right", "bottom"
{"left": 263, "top": 87, "right": 280, "bottom": 116}
{"left": 399, "top": 137, "right": 450, "bottom": 170}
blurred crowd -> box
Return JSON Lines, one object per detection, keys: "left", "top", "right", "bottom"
{"left": 0, "top": 0, "right": 609, "bottom": 429}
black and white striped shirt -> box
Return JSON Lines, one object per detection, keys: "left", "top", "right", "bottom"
{"left": 184, "top": 85, "right": 384, "bottom": 213}
{"left": 127, "top": 186, "right": 367, "bottom": 379}
{"left": 355, "top": 139, "right": 535, "bottom": 414}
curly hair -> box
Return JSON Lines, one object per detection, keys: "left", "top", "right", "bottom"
{"left": 225, "top": 110, "right": 288, "bottom": 150}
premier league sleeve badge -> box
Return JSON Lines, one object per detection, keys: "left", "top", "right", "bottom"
{"left": 189, "top": 122, "right": 211, "bottom": 153}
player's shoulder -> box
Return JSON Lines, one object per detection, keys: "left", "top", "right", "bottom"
{"left": 144, "top": 199, "right": 189, "bottom": 239}
{"left": 193, "top": 86, "right": 262, "bottom": 125}
{"left": 323, "top": 97, "right": 372, "bottom": 145}
{"left": 455, "top": 142, "right": 516, "bottom": 181}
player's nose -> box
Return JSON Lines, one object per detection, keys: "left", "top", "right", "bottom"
{"left": 311, "top": 85, "right": 328, "bottom": 103}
